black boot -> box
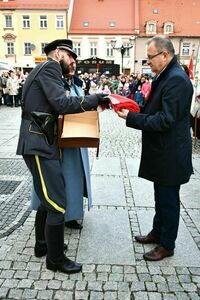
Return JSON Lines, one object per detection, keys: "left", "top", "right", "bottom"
{"left": 34, "top": 206, "right": 48, "bottom": 257}
{"left": 45, "top": 223, "right": 82, "bottom": 274}
{"left": 34, "top": 206, "right": 68, "bottom": 257}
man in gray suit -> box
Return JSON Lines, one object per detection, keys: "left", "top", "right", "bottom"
{"left": 17, "top": 39, "right": 108, "bottom": 274}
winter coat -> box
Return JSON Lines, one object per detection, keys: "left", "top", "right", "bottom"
{"left": 126, "top": 56, "right": 193, "bottom": 186}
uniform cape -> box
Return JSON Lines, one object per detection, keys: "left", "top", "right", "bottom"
{"left": 30, "top": 76, "right": 92, "bottom": 221}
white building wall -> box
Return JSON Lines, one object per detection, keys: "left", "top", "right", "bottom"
{"left": 69, "top": 34, "right": 136, "bottom": 74}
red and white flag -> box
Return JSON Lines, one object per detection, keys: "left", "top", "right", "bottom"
{"left": 109, "top": 94, "right": 140, "bottom": 113}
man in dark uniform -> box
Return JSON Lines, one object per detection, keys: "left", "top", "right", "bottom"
{"left": 16, "top": 39, "right": 108, "bottom": 274}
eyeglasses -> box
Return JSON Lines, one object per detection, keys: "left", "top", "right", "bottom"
{"left": 147, "top": 51, "right": 163, "bottom": 60}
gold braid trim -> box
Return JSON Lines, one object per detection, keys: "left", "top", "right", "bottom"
{"left": 80, "top": 97, "right": 86, "bottom": 112}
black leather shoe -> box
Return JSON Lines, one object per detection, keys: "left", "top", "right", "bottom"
{"left": 35, "top": 242, "right": 68, "bottom": 258}
{"left": 135, "top": 232, "right": 159, "bottom": 244}
{"left": 65, "top": 220, "right": 83, "bottom": 230}
{"left": 46, "top": 255, "right": 82, "bottom": 274}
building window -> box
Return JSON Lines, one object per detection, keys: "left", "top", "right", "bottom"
{"left": 22, "top": 15, "right": 30, "bottom": 28}
{"left": 40, "top": 16, "right": 47, "bottom": 28}
{"left": 5, "top": 15, "right": 12, "bottom": 28}
{"left": 146, "top": 21, "right": 156, "bottom": 34}
{"left": 148, "top": 24, "right": 155, "bottom": 33}
{"left": 41, "top": 42, "right": 48, "bottom": 55}
{"left": 56, "top": 15, "right": 64, "bottom": 28}
{"left": 83, "top": 21, "right": 89, "bottom": 27}
{"left": 163, "top": 22, "right": 174, "bottom": 34}
{"left": 182, "top": 43, "right": 190, "bottom": 56}
{"left": 124, "top": 43, "right": 130, "bottom": 57}
{"left": 74, "top": 42, "right": 81, "bottom": 56}
{"left": 153, "top": 9, "right": 158, "bottom": 14}
{"left": 106, "top": 43, "right": 114, "bottom": 57}
{"left": 24, "top": 43, "right": 31, "bottom": 55}
{"left": 90, "top": 43, "right": 97, "bottom": 57}
{"left": 7, "top": 42, "right": 14, "bottom": 55}
{"left": 109, "top": 21, "right": 116, "bottom": 27}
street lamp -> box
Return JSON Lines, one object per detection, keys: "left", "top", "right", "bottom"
{"left": 111, "top": 36, "right": 135, "bottom": 73}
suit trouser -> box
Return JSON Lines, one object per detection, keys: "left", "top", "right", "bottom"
{"left": 23, "top": 155, "right": 66, "bottom": 225}
{"left": 151, "top": 183, "right": 180, "bottom": 250}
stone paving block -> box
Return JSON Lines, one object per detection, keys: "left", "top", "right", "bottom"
{"left": 148, "top": 292, "right": 163, "bottom": 300}
{"left": 97, "top": 272, "right": 108, "bottom": 281}
{"left": 91, "top": 175, "right": 126, "bottom": 206}
{"left": 62, "top": 280, "right": 75, "bottom": 290}
{"left": 7, "top": 288, "right": 23, "bottom": 299}
{"left": 22, "top": 289, "right": 38, "bottom": 299}
{"left": 47, "top": 279, "right": 61, "bottom": 290}
{"left": 118, "top": 291, "right": 131, "bottom": 300}
{"left": 2, "top": 278, "right": 19, "bottom": 288}
{"left": 77, "top": 209, "right": 135, "bottom": 265}
{"left": 74, "top": 291, "right": 88, "bottom": 300}
{"left": 104, "top": 291, "right": 118, "bottom": 300}
{"left": 0, "top": 287, "right": 9, "bottom": 299}
{"left": 133, "top": 291, "right": 149, "bottom": 300}
{"left": 126, "top": 158, "right": 140, "bottom": 176}
{"left": 0, "top": 270, "right": 15, "bottom": 279}
{"left": 82, "top": 264, "right": 96, "bottom": 273}
{"left": 37, "top": 290, "right": 53, "bottom": 299}
{"left": 54, "top": 291, "right": 74, "bottom": 300}
{"left": 76, "top": 280, "right": 87, "bottom": 290}
{"left": 180, "top": 178, "right": 200, "bottom": 208}
{"left": 90, "top": 291, "right": 104, "bottom": 300}
{"left": 130, "top": 177, "right": 154, "bottom": 207}
{"left": 17, "top": 279, "right": 34, "bottom": 289}
{"left": 88, "top": 281, "right": 103, "bottom": 291}
{"left": 91, "top": 157, "right": 122, "bottom": 176}
{"left": 137, "top": 209, "right": 200, "bottom": 267}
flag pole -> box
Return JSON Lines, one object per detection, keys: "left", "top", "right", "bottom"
{"left": 192, "top": 42, "right": 200, "bottom": 146}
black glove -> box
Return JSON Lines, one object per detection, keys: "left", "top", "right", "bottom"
{"left": 96, "top": 93, "right": 110, "bottom": 106}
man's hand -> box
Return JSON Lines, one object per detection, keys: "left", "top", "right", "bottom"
{"left": 96, "top": 93, "right": 110, "bottom": 106}
{"left": 116, "top": 109, "right": 129, "bottom": 120}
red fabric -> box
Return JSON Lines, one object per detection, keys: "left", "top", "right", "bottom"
{"left": 188, "top": 55, "right": 194, "bottom": 80}
{"left": 109, "top": 94, "right": 140, "bottom": 113}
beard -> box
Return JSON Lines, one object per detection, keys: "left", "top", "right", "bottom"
{"left": 60, "top": 59, "right": 76, "bottom": 76}
{"left": 60, "top": 59, "right": 70, "bottom": 75}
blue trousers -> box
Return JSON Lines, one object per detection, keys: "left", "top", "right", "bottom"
{"left": 151, "top": 183, "right": 180, "bottom": 250}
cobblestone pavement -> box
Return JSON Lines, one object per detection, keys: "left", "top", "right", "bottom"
{"left": 0, "top": 105, "right": 200, "bottom": 300}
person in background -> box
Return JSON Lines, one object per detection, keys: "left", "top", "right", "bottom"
{"left": 1, "top": 72, "right": 10, "bottom": 106}
{"left": 6, "top": 71, "right": 19, "bottom": 107}
{"left": 18, "top": 74, "right": 26, "bottom": 106}
{"left": 117, "top": 36, "right": 193, "bottom": 261}
{"left": 134, "top": 85, "right": 144, "bottom": 107}
{"left": 111, "top": 75, "right": 119, "bottom": 94}
{"left": 141, "top": 77, "right": 151, "bottom": 102}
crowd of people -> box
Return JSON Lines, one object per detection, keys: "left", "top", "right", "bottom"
{"left": 79, "top": 72, "right": 152, "bottom": 108}
{"left": 0, "top": 70, "right": 28, "bottom": 107}
{"left": 0, "top": 69, "right": 153, "bottom": 109}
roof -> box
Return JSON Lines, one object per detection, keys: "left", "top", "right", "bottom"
{"left": 0, "top": 0, "right": 69, "bottom": 10}
{"left": 69, "top": 0, "right": 136, "bottom": 35}
{"left": 139, "top": 0, "right": 200, "bottom": 37}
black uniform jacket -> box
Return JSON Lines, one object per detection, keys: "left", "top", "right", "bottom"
{"left": 16, "top": 59, "right": 98, "bottom": 159}
{"left": 126, "top": 56, "right": 193, "bottom": 186}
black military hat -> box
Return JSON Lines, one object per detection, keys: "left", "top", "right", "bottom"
{"left": 44, "top": 39, "right": 77, "bottom": 59}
